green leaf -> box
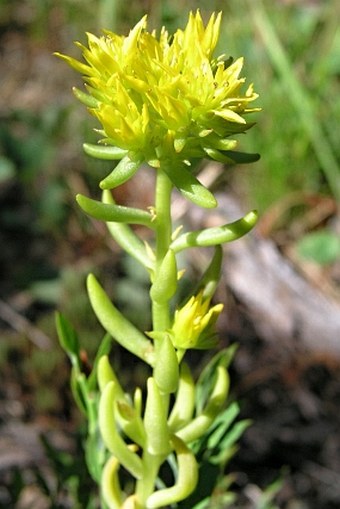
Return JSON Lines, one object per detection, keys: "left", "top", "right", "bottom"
{"left": 153, "top": 334, "right": 179, "bottom": 394}
{"left": 99, "top": 382, "right": 143, "bottom": 479}
{"left": 176, "top": 366, "right": 229, "bottom": 444}
{"left": 102, "top": 190, "right": 154, "bottom": 270}
{"left": 163, "top": 163, "right": 217, "bottom": 209}
{"left": 168, "top": 363, "right": 195, "bottom": 432}
{"left": 203, "top": 147, "right": 238, "bottom": 164}
{"left": 144, "top": 377, "right": 171, "bottom": 455}
{"left": 150, "top": 249, "right": 177, "bottom": 303}
{"left": 87, "top": 274, "right": 154, "bottom": 365}
{"left": 99, "top": 155, "right": 142, "bottom": 189}
{"left": 170, "top": 210, "right": 258, "bottom": 252}
{"left": 76, "top": 193, "right": 154, "bottom": 228}
{"left": 296, "top": 229, "right": 340, "bottom": 265}
{"left": 72, "top": 86, "right": 99, "bottom": 108}
{"left": 96, "top": 360, "right": 146, "bottom": 447}
{"left": 202, "top": 136, "right": 238, "bottom": 152}
{"left": 146, "top": 436, "right": 198, "bottom": 508}
{"left": 87, "top": 333, "right": 112, "bottom": 392}
{"left": 194, "top": 246, "right": 223, "bottom": 300}
{"left": 209, "top": 419, "right": 251, "bottom": 465}
{"left": 55, "top": 314, "right": 94, "bottom": 415}
{"left": 97, "top": 355, "right": 123, "bottom": 394}
{"left": 83, "top": 143, "right": 127, "bottom": 160}
{"left": 221, "top": 150, "right": 261, "bottom": 164}
{"left": 70, "top": 370, "right": 88, "bottom": 416}
{"left": 195, "top": 345, "right": 238, "bottom": 414}
{"left": 204, "top": 147, "right": 260, "bottom": 164}
{"left": 84, "top": 427, "right": 107, "bottom": 483}
{"left": 55, "top": 312, "right": 79, "bottom": 361}
{"left": 206, "top": 402, "right": 240, "bottom": 450}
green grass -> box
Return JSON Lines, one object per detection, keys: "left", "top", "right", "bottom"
{"left": 215, "top": 0, "right": 340, "bottom": 210}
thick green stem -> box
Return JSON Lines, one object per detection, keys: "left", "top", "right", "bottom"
{"left": 139, "top": 169, "right": 175, "bottom": 507}
{"left": 135, "top": 451, "right": 165, "bottom": 507}
{"left": 152, "top": 169, "right": 173, "bottom": 331}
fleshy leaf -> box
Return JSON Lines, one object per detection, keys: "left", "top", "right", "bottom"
{"left": 146, "top": 435, "right": 198, "bottom": 508}
{"left": 144, "top": 377, "right": 171, "bottom": 455}
{"left": 76, "top": 193, "right": 154, "bottom": 227}
{"left": 168, "top": 363, "right": 195, "bottom": 432}
{"left": 101, "top": 456, "right": 123, "bottom": 509}
{"left": 102, "top": 190, "right": 154, "bottom": 270}
{"left": 150, "top": 249, "right": 177, "bottom": 304}
{"left": 222, "top": 150, "right": 261, "bottom": 164}
{"left": 72, "top": 86, "right": 99, "bottom": 107}
{"left": 195, "top": 345, "right": 238, "bottom": 413}
{"left": 153, "top": 334, "right": 179, "bottom": 394}
{"left": 170, "top": 210, "right": 258, "bottom": 252}
{"left": 194, "top": 246, "right": 223, "bottom": 301}
{"left": 83, "top": 143, "right": 127, "bottom": 160}
{"left": 100, "top": 156, "right": 142, "bottom": 190}
{"left": 99, "top": 382, "right": 143, "bottom": 479}
{"left": 163, "top": 164, "right": 217, "bottom": 209}
{"left": 176, "top": 366, "right": 229, "bottom": 443}
{"left": 87, "top": 274, "right": 154, "bottom": 365}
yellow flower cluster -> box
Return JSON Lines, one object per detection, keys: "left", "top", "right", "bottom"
{"left": 170, "top": 291, "right": 223, "bottom": 350}
{"left": 56, "top": 11, "right": 259, "bottom": 168}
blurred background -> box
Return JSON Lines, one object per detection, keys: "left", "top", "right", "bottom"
{"left": 0, "top": 0, "right": 340, "bottom": 507}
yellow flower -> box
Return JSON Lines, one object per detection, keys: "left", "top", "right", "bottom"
{"left": 56, "top": 11, "right": 259, "bottom": 169}
{"left": 169, "top": 291, "right": 223, "bottom": 350}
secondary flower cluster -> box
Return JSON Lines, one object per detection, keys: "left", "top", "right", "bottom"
{"left": 56, "top": 11, "right": 259, "bottom": 168}
{"left": 170, "top": 291, "right": 223, "bottom": 350}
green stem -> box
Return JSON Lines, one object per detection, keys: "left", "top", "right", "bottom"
{"left": 146, "top": 169, "right": 174, "bottom": 504}
{"left": 135, "top": 451, "right": 165, "bottom": 507}
{"left": 152, "top": 168, "right": 173, "bottom": 331}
